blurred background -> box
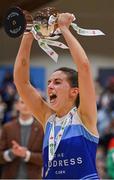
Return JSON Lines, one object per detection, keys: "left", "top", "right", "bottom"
{"left": 0, "top": 0, "right": 114, "bottom": 179}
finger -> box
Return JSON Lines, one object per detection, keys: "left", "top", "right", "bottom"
{"left": 71, "top": 14, "right": 76, "bottom": 21}
{"left": 12, "top": 140, "right": 20, "bottom": 148}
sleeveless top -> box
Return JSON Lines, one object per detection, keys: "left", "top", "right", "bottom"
{"left": 43, "top": 107, "right": 99, "bottom": 179}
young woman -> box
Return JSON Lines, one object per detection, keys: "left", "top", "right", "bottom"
{"left": 14, "top": 13, "right": 99, "bottom": 179}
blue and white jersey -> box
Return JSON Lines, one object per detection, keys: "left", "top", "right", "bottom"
{"left": 43, "top": 108, "right": 99, "bottom": 179}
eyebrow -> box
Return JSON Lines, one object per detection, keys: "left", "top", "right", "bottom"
{"left": 48, "top": 78, "right": 63, "bottom": 83}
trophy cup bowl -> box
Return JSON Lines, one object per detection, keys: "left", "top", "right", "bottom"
{"left": 33, "top": 7, "right": 59, "bottom": 38}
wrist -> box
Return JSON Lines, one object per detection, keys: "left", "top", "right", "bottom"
{"left": 3, "top": 149, "right": 15, "bottom": 162}
{"left": 24, "top": 150, "right": 31, "bottom": 162}
{"left": 59, "top": 26, "right": 69, "bottom": 34}
{"left": 23, "top": 32, "right": 34, "bottom": 41}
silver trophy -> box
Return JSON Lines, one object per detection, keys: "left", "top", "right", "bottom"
{"left": 4, "top": 6, "right": 105, "bottom": 62}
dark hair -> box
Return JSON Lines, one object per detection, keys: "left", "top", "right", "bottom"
{"left": 54, "top": 67, "right": 80, "bottom": 108}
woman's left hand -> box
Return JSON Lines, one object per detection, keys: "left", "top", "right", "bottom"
{"left": 58, "top": 13, "right": 74, "bottom": 30}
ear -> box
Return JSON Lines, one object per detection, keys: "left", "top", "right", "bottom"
{"left": 14, "top": 101, "right": 20, "bottom": 111}
{"left": 70, "top": 87, "right": 79, "bottom": 97}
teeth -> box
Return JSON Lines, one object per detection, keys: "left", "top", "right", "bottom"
{"left": 49, "top": 93, "right": 56, "bottom": 97}
{"left": 50, "top": 93, "right": 53, "bottom": 97}
{"left": 49, "top": 92, "right": 57, "bottom": 103}
{"left": 50, "top": 99, "right": 55, "bottom": 103}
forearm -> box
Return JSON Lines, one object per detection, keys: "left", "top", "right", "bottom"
{"left": 14, "top": 33, "right": 34, "bottom": 86}
{"left": 61, "top": 27, "right": 90, "bottom": 71}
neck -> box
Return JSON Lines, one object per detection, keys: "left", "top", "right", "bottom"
{"left": 56, "top": 105, "right": 75, "bottom": 117}
{"left": 19, "top": 114, "right": 32, "bottom": 120}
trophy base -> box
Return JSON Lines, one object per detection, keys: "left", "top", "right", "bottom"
{"left": 4, "top": 7, "right": 26, "bottom": 38}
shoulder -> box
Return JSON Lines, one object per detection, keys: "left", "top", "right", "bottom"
{"left": 33, "top": 118, "right": 44, "bottom": 133}
{"left": 3, "top": 119, "right": 18, "bottom": 130}
{"left": 76, "top": 109, "right": 99, "bottom": 137}
{"left": 45, "top": 113, "right": 56, "bottom": 126}
{"left": 43, "top": 113, "right": 56, "bottom": 133}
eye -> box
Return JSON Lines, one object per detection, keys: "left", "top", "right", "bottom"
{"left": 55, "top": 81, "right": 61, "bottom": 84}
{"left": 48, "top": 81, "right": 51, "bottom": 86}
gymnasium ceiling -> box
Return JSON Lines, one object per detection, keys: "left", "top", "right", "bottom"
{"left": 0, "top": 0, "right": 114, "bottom": 58}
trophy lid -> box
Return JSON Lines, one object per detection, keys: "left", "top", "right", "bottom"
{"left": 34, "top": 7, "right": 59, "bottom": 21}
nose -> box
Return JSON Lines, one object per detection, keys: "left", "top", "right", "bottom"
{"left": 48, "top": 81, "right": 54, "bottom": 89}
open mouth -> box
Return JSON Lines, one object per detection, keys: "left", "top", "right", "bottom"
{"left": 49, "top": 93, "right": 57, "bottom": 103}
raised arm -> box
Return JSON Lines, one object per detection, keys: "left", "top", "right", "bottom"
{"left": 58, "top": 13, "right": 98, "bottom": 135}
{"left": 14, "top": 33, "right": 52, "bottom": 127}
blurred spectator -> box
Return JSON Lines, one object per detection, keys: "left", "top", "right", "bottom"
{"left": 1, "top": 70, "right": 13, "bottom": 86}
{"left": 99, "top": 111, "right": 114, "bottom": 154}
{"left": 96, "top": 146, "right": 107, "bottom": 179}
{"left": 0, "top": 69, "right": 13, "bottom": 97}
{"left": 107, "top": 77, "right": 114, "bottom": 111}
{"left": 0, "top": 97, "right": 44, "bottom": 179}
{"left": 97, "top": 99, "right": 111, "bottom": 136}
{"left": 97, "top": 76, "right": 114, "bottom": 136}
{"left": 2, "top": 83, "right": 16, "bottom": 110}
{"left": 99, "top": 76, "right": 114, "bottom": 111}
{"left": 0, "top": 166, "right": 1, "bottom": 178}
{"left": 106, "top": 138, "right": 114, "bottom": 179}
{"left": 0, "top": 95, "right": 6, "bottom": 126}
{"left": 0, "top": 69, "right": 17, "bottom": 124}
{"left": 94, "top": 78, "right": 103, "bottom": 110}
{"left": 0, "top": 127, "right": 2, "bottom": 178}
{"left": 2, "top": 83, "right": 17, "bottom": 124}
{"left": 95, "top": 75, "right": 114, "bottom": 178}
